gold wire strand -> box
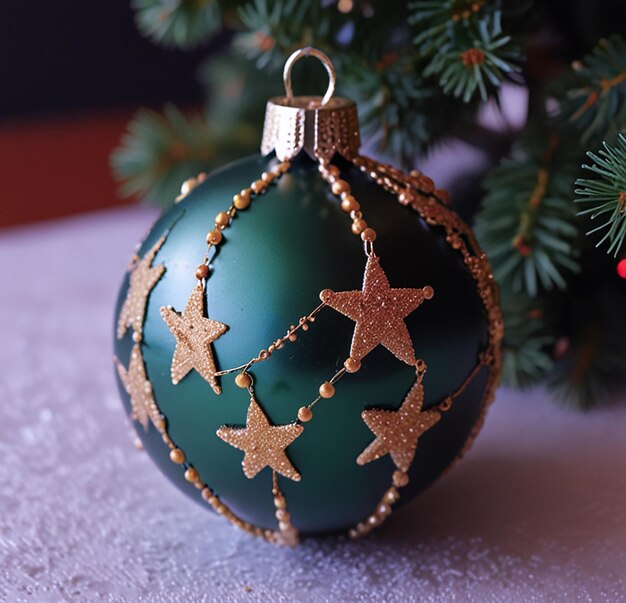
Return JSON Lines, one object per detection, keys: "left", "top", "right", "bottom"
{"left": 215, "top": 302, "right": 327, "bottom": 377}
{"left": 307, "top": 368, "right": 347, "bottom": 411}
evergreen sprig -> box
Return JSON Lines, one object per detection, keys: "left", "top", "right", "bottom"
{"left": 562, "top": 35, "right": 626, "bottom": 146}
{"left": 576, "top": 134, "right": 626, "bottom": 256}
{"left": 500, "top": 293, "right": 555, "bottom": 388}
{"left": 111, "top": 105, "right": 217, "bottom": 206}
{"left": 235, "top": 0, "right": 327, "bottom": 70}
{"left": 132, "top": 0, "right": 221, "bottom": 49}
{"left": 343, "top": 54, "right": 473, "bottom": 165}
{"left": 411, "top": 2, "right": 522, "bottom": 102}
{"left": 475, "top": 133, "right": 581, "bottom": 297}
{"left": 410, "top": 0, "right": 496, "bottom": 56}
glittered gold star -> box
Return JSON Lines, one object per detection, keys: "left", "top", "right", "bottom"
{"left": 160, "top": 284, "right": 228, "bottom": 394}
{"left": 114, "top": 343, "right": 158, "bottom": 432}
{"left": 320, "top": 255, "right": 433, "bottom": 366}
{"left": 117, "top": 235, "right": 167, "bottom": 341}
{"left": 356, "top": 379, "right": 441, "bottom": 472}
{"left": 216, "top": 397, "right": 304, "bottom": 481}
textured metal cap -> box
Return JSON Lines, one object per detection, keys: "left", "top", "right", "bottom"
{"left": 261, "top": 48, "right": 360, "bottom": 162}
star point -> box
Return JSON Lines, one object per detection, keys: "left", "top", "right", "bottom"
{"left": 160, "top": 284, "right": 228, "bottom": 394}
{"left": 217, "top": 397, "right": 304, "bottom": 481}
{"left": 117, "top": 236, "right": 167, "bottom": 340}
{"left": 114, "top": 343, "right": 158, "bottom": 432}
{"left": 321, "top": 255, "right": 432, "bottom": 365}
{"left": 356, "top": 379, "right": 441, "bottom": 472}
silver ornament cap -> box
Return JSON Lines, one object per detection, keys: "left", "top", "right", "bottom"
{"left": 261, "top": 47, "right": 361, "bottom": 162}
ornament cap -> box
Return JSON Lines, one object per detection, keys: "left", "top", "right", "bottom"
{"left": 261, "top": 47, "right": 360, "bottom": 162}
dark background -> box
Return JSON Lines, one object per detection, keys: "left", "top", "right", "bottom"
{"left": 0, "top": 1, "right": 211, "bottom": 120}
{"left": 0, "top": 1, "right": 216, "bottom": 227}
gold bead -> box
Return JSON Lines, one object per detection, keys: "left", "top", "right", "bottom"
{"left": 251, "top": 179, "right": 265, "bottom": 194}
{"left": 344, "top": 357, "right": 361, "bottom": 373}
{"left": 207, "top": 229, "right": 223, "bottom": 245}
{"left": 184, "top": 467, "right": 199, "bottom": 482}
{"left": 325, "top": 164, "right": 340, "bottom": 178}
{"left": 169, "top": 448, "right": 185, "bottom": 464}
{"left": 288, "top": 333, "right": 297, "bottom": 342}
{"left": 423, "top": 285, "right": 434, "bottom": 300}
{"left": 233, "top": 190, "right": 251, "bottom": 209}
{"left": 201, "top": 487, "right": 212, "bottom": 502}
{"left": 392, "top": 470, "right": 409, "bottom": 487}
{"left": 384, "top": 487, "right": 399, "bottom": 503}
{"left": 361, "top": 227, "right": 377, "bottom": 242}
{"left": 195, "top": 264, "right": 209, "bottom": 280}
{"left": 331, "top": 179, "right": 350, "bottom": 196}
{"left": 276, "top": 509, "right": 291, "bottom": 522}
{"left": 261, "top": 171, "right": 274, "bottom": 183}
{"left": 274, "top": 496, "right": 286, "bottom": 509}
{"left": 180, "top": 177, "right": 197, "bottom": 196}
{"left": 351, "top": 219, "right": 367, "bottom": 235}
{"left": 272, "top": 164, "right": 285, "bottom": 176}
{"left": 215, "top": 211, "right": 230, "bottom": 227}
{"left": 297, "top": 406, "right": 313, "bottom": 422}
{"left": 319, "top": 289, "right": 333, "bottom": 302}
{"left": 132, "top": 331, "right": 142, "bottom": 343}
{"left": 235, "top": 373, "right": 252, "bottom": 389}
{"left": 319, "top": 382, "right": 335, "bottom": 398}
{"left": 341, "top": 195, "right": 360, "bottom": 213}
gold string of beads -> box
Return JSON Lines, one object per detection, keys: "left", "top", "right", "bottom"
{"left": 193, "top": 161, "right": 291, "bottom": 282}
{"left": 216, "top": 304, "right": 324, "bottom": 378}
{"left": 317, "top": 160, "right": 377, "bottom": 253}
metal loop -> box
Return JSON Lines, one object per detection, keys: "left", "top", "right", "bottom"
{"left": 283, "top": 47, "right": 336, "bottom": 106}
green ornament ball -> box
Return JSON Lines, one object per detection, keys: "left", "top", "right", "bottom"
{"left": 113, "top": 152, "right": 500, "bottom": 537}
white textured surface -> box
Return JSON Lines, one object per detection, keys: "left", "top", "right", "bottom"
{"left": 1, "top": 207, "right": 625, "bottom": 603}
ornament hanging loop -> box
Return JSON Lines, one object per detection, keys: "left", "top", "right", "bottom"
{"left": 283, "top": 47, "right": 336, "bottom": 106}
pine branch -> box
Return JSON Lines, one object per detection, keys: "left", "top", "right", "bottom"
{"left": 198, "top": 52, "right": 282, "bottom": 145}
{"left": 475, "top": 131, "right": 581, "bottom": 297}
{"left": 132, "top": 0, "right": 221, "bottom": 49}
{"left": 410, "top": 0, "right": 491, "bottom": 56}
{"left": 111, "top": 104, "right": 217, "bottom": 206}
{"left": 500, "top": 292, "right": 555, "bottom": 388}
{"left": 235, "top": 0, "right": 328, "bottom": 71}
{"left": 411, "top": 3, "right": 523, "bottom": 102}
{"left": 340, "top": 53, "right": 477, "bottom": 166}
{"left": 561, "top": 34, "right": 626, "bottom": 147}
{"left": 576, "top": 134, "right": 626, "bottom": 257}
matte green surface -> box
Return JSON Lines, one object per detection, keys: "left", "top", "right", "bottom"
{"left": 113, "top": 154, "right": 490, "bottom": 534}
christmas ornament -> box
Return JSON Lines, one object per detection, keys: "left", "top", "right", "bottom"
{"left": 113, "top": 47, "right": 503, "bottom": 546}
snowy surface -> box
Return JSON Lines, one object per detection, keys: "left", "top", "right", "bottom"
{"left": 1, "top": 207, "right": 625, "bottom": 602}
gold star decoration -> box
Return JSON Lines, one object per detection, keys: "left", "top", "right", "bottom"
{"left": 117, "top": 235, "right": 167, "bottom": 341}
{"left": 216, "top": 397, "right": 304, "bottom": 481}
{"left": 114, "top": 343, "right": 158, "bottom": 432}
{"left": 356, "top": 379, "right": 441, "bottom": 472}
{"left": 320, "top": 254, "right": 433, "bottom": 366}
{"left": 160, "top": 284, "right": 228, "bottom": 394}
